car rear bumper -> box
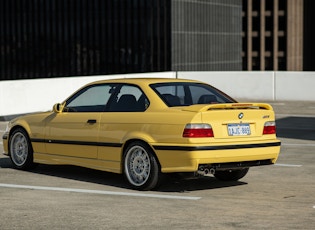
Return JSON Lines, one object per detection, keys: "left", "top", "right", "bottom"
{"left": 153, "top": 140, "right": 281, "bottom": 173}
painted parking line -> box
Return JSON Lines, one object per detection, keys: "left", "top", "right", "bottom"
{"left": 0, "top": 183, "right": 201, "bottom": 200}
{"left": 277, "top": 113, "right": 315, "bottom": 118}
{"left": 281, "top": 143, "right": 315, "bottom": 147}
{"left": 275, "top": 163, "right": 302, "bottom": 167}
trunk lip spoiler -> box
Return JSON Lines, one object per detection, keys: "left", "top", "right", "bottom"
{"left": 182, "top": 103, "right": 274, "bottom": 112}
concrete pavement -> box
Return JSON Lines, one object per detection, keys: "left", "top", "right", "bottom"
{"left": 0, "top": 100, "right": 314, "bottom": 229}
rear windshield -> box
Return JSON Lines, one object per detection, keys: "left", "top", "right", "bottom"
{"left": 150, "top": 82, "right": 236, "bottom": 107}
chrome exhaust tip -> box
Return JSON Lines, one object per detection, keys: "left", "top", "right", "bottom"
{"left": 197, "top": 166, "right": 215, "bottom": 177}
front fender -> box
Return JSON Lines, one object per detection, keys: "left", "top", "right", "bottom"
{"left": 7, "top": 113, "right": 50, "bottom": 154}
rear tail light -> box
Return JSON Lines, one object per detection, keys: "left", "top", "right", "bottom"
{"left": 263, "top": 121, "right": 276, "bottom": 134}
{"left": 183, "top": 124, "right": 214, "bottom": 138}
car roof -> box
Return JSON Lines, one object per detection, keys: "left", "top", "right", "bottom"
{"left": 89, "top": 78, "right": 202, "bottom": 86}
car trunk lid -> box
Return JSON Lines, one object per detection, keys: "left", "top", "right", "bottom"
{"left": 182, "top": 103, "right": 276, "bottom": 140}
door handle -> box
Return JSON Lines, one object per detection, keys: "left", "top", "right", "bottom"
{"left": 87, "top": 119, "right": 97, "bottom": 124}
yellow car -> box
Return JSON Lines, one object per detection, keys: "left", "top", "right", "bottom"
{"left": 2, "top": 78, "right": 281, "bottom": 190}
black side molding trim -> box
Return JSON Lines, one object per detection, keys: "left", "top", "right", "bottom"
{"left": 31, "top": 138, "right": 122, "bottom": 148}
{"left": 153, "top": 142, "right": 281, "bottom": 151}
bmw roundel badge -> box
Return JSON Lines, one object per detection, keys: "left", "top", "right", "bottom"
{"left": 238, "top": 112, "right": 244, "bottom": 119}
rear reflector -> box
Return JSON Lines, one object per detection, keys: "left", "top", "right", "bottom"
{"left": 183, "top": 124, "right": 214, "bottom": 138}
{"left": 263, "top": 121, "right": 276, "bottom": 134}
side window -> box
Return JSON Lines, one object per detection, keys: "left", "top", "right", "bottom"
{"left": 65, "top": 84, "right": 114, "bottom": 112}
{"left": 109, "top": 85, "right": 149, "bottom": 112}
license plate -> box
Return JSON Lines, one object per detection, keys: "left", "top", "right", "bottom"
{"left": 227, "top": 124, "right": 251, "bottom": 136}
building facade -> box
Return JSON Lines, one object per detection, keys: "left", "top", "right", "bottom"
{"left": 1, "top": 0, "right": 313, "bottom": 81}
{"left": 171, "top": 0, "right": 242, "bottom": 71}
{"left": 0, "top": 0, "right": 242, "bottom": 81}
{"left": 242, "top": 0, "right": 314, "bottom": 71}
{"left": 0, "top": 0, "right": 172, "bottom": 80}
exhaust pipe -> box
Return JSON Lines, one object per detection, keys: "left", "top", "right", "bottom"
{"left": 197, "top": 166, "right": 215, "bottom": 177}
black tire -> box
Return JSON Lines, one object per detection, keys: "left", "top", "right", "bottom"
{"left": 9, "top": 128, "right": 35, "bottom": 170}
{"left": 214, "top": 168, "right": 249, "bottom": 181}
{"left": 123, "top": 141, "right": 160, "bottom": 190}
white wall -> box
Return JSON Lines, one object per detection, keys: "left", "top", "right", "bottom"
{"left": 177, "top": 71, "right": 315, "bottom": 101}
{"left": 275, "top": 72, "right": 315, "bottom": 101}
{"left": 0, "top": 71, "right": 314, "bottom": 117}
{"left": 0, "top": 72, "right": 175, "bottom": 117}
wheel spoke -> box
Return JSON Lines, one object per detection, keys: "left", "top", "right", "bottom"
{"left": 10, "top": 131, "right": 30, "bottom": 167}
{"left": 125, "top": 145, "right": 152, "bottom": 187}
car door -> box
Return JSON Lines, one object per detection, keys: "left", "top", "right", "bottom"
{"left": 97, "top": 84, "right": 150, "bottom": 171}
{"left": 44, "top": 84, "right": 113, "bottom": 159}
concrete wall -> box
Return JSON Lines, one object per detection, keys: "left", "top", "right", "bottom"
{"left": 0, "top": 71, "right": 314, "bottom": 118}
{"left": 0, "top": 72, "right": 175, "bottom": 118}
{"left": 177, "top": 71, "right": 315, "bottom": 101}
{"left": 177, "top": 71, "right": 276, "bottom": 100}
